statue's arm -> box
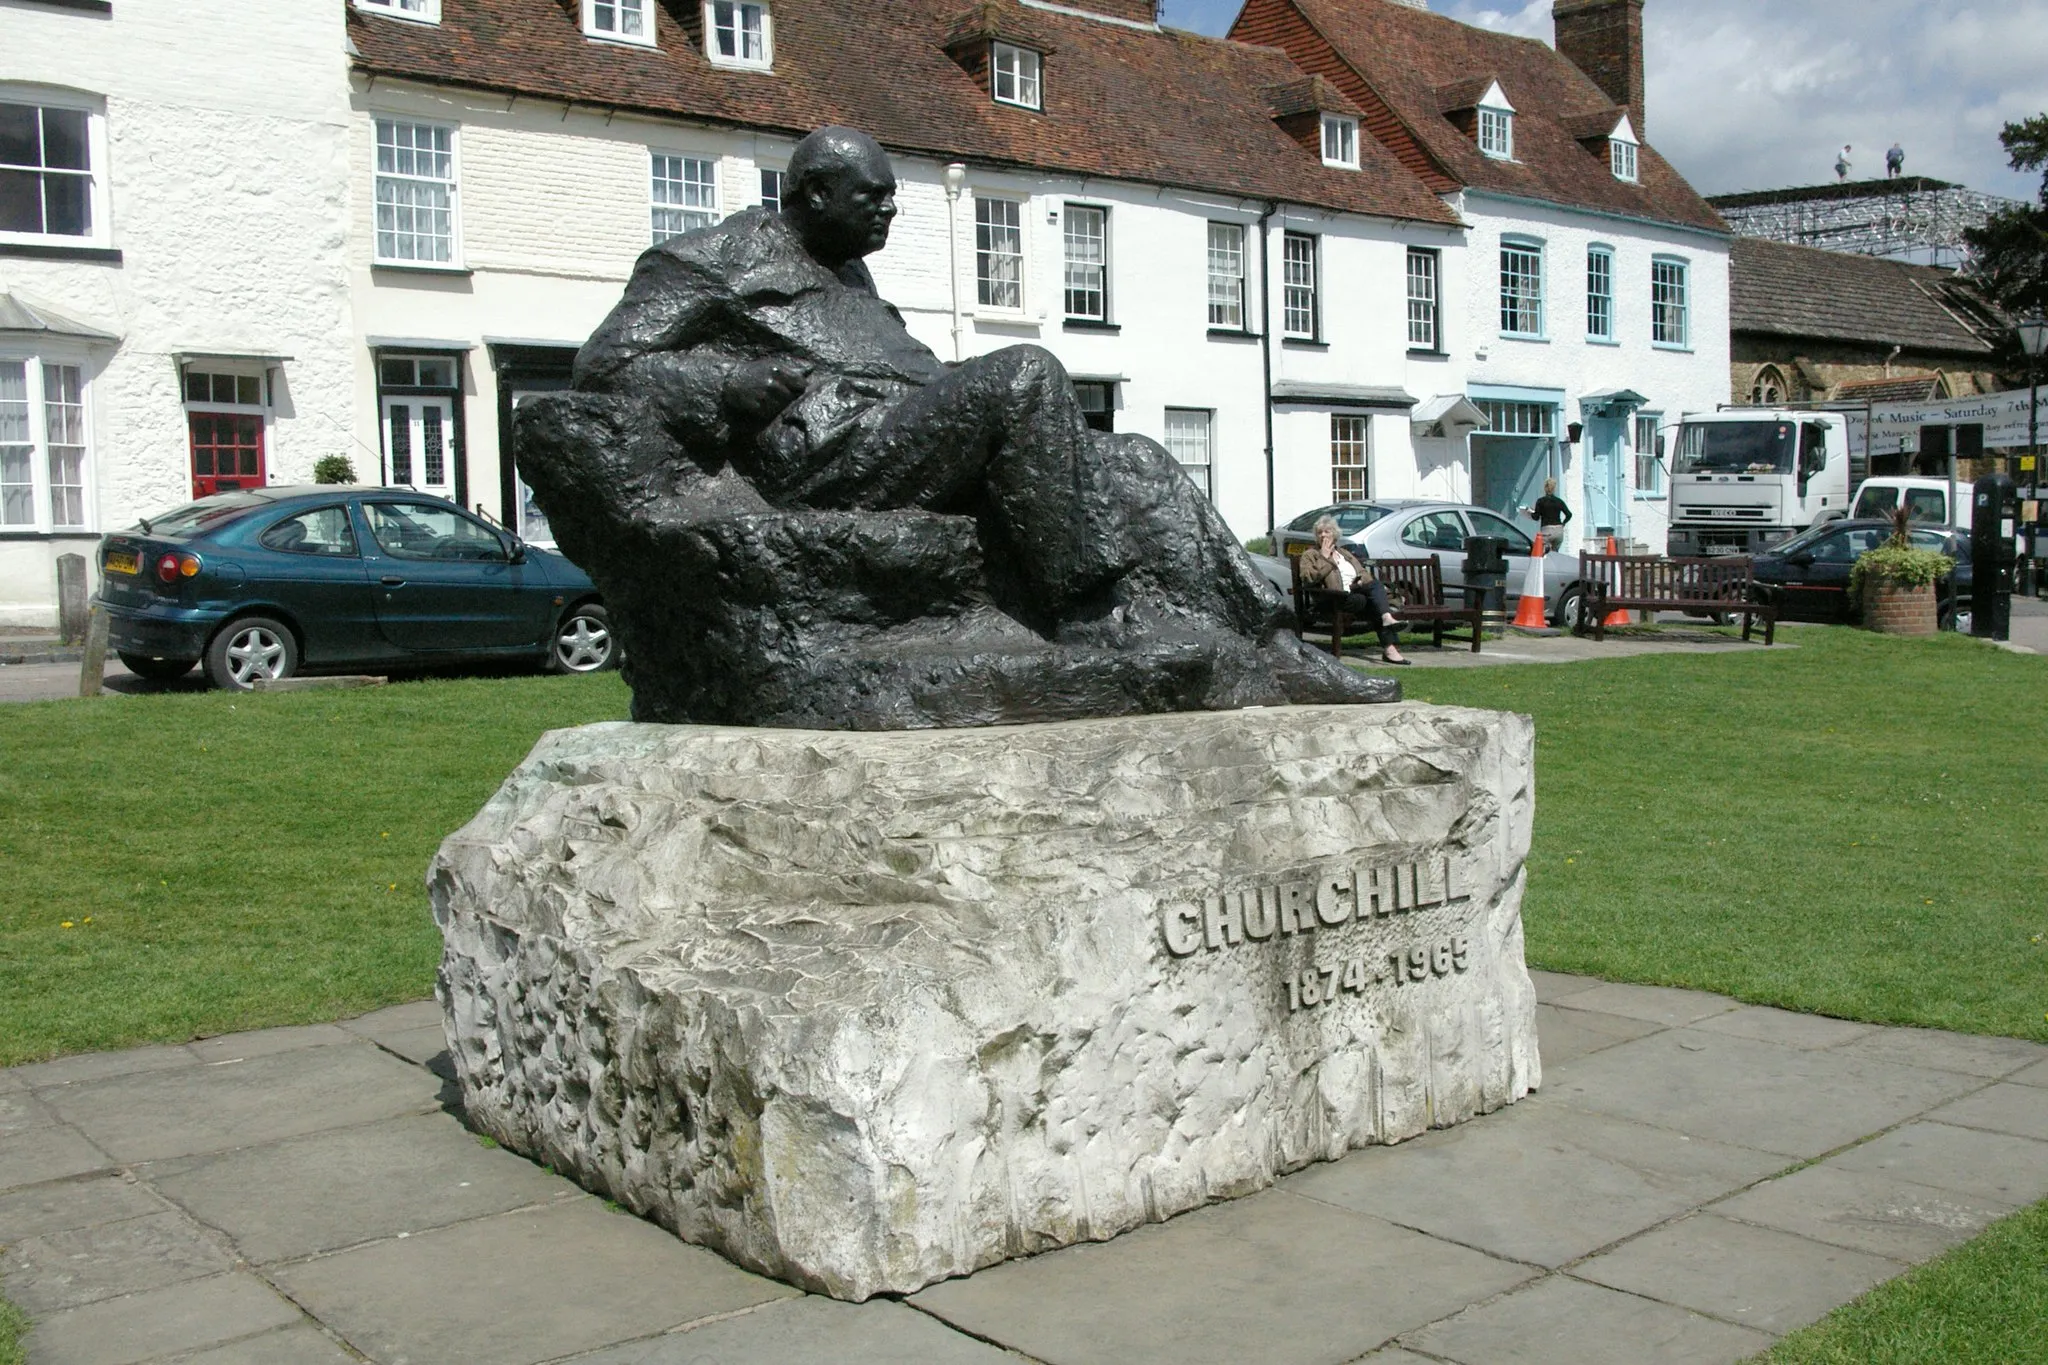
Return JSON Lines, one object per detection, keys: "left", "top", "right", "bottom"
{"left": 574, "top": 248, "right": 740, "bottom": 448}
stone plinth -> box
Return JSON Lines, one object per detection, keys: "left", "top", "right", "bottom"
{"left": 430, "top": 704, "right": 1540, "bottom": 1300}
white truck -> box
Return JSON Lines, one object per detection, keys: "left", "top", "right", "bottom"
{"left": 1664, "top": 410, "right": 1851, "bottom": 557}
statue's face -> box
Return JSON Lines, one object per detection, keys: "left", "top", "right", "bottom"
{"left": 800, "top": 148, "right": 898, "bottom": 261}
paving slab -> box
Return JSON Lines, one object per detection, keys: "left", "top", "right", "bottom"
{"left": 1351, "top": 1352, "right": 1438, "bottom": 1365}
{"left": 1569, "top": 1211, "right": 1904, "bottom": 1335}
{"left": 1710, "top": 1163, "right": 2015, "bottom": 1262}
{"left": 1, "top": 1207, "right": 233, "bottom": 1313}
{"left": 20, "top": 1270, "right": 303, "bottom": 1365}
{"left": 1533, "top": 1004, "right": 1665, "bottom": 1067}
{"left": 1548, "top": 982, "right": 1739, "bottom": 1028}
{"left": 2014, "top": 1056, "right": 2048, "bottom": 1088}
{"left": 337, "top": 998, "right": 442, "bottom": 1042}
{"left": 0, "top": 1175, "right": 166, "bottom": 1242}
{"left": 1923, "top": 1081, "right": 2048, "bottom": 1141}
{"left": 0, "top": 1087, "right": 58, "bottom": 1138}
{"left": 1544, "top": 1028, "right": 1982, "bottom": 1157}
{"left": 186, "top": 1024, "right": 354, "bottom": 1064}
{"left": 1398, "top": 1274, "right": 1773, "bottom": 1365}
{"left": 367, "top": 1022, "right": 454, "bottom": 1072}
{"left": 1285, "top": 1099, "right": 1786, "bottom": 1267}
{"left": 0, "top": 1124, "right": 111, "bottom": 1194}
{"left": 1687, "top": 1006, "right": 1875, "bottom": 1051}
{"left": 153, "top": 1324, "right": 359, "bottom": 1364}
{"left": 1528, "top": 971, "right": 1600, "bottom": 1004}
{"left": 42, "top": 1042, "right": 444, "bottom": 1163}
{"left": 911, "top": 1189, "right": 1534, "bottom": 1365}
{"left": 572, "top": 1297, "right": 1020, "bottom": 1364}
{"left": 147, "top": 1110, "right": 576, "bottom": 1263}
{"left": 1823, "top": 1120, "right": 2048, "bottom": 1206}
{"left": 8, "top": 1045, "right": 198, "bottom": 1091}
{"left": 270, "top": 1196, "right": 795, "bottom": 1365}
{"left": 1829, "top": 1026, "right": 2048, "bottom": 1079}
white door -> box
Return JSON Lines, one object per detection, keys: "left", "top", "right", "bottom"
{"left": 381, "top": 396, "right": 455, "bottom": 500}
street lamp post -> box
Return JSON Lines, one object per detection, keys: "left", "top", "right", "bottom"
{"left": 2020, "top": 313, "right": 2048, "bottom": 597}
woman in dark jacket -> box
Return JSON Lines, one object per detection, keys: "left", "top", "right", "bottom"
{"left": 1295, "top": 515, "right": 1409, "bottom": 665}
{"left": 1519, "top": 478, "right": 1572, "bottom": 546}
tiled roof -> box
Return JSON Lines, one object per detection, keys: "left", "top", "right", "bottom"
{"left": 345, "top": 0, "right": 1461, "bottom": 226}
{"left": 1730, "top": 238, "right": 2000, "bottom": 356}
{"left": 1833, "top": 375, "right": 1944, "bottom": 403}
{"left": 1229, "top": 0, "right": 1724, "bottom": 234}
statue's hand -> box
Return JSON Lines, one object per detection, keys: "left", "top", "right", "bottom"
{"left": 726, "top": 358, "right": 813, "bottom": 427}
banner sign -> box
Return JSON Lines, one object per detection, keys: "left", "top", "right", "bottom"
{"left": 1843, "top": 388, "right": 2048, "bottom": 457}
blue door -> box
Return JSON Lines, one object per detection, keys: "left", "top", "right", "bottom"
{"left": 1471, "top": 436, "right": 1551, "bottom": 529}
{"left": 1584, "top": 417, "right": 1626, "bottom": 537}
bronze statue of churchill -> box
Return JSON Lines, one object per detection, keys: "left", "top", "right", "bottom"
{"left": 517, "top": 126, "right": 1393, "bottom": 728}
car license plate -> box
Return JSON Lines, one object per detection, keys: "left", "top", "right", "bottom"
{"left": 104, "top": 551, "right": 139, "bottom": 575}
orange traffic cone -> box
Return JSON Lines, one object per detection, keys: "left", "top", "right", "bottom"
{"left": 1512, "top": 534, "right": 1550, "bottom": 627}
{"left": 1602, "top": 535, "right": 1632, "bottom": 627}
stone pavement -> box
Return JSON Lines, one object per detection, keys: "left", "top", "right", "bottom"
{"left": 3, "top": 978, "right": 2044, "bottom": 1365}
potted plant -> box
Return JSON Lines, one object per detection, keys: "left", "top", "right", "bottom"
{"left": 312, "top": 455, "right": 357, "bottom": 485}
{"left": 1849, "top": 507, "right": 1954, "bottom": 636}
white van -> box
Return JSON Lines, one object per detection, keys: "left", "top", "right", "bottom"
{"left": 1847, "top": 477, "right": 1973, "bottom": 530}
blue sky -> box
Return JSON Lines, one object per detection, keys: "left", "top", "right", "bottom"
{"left": 1160, "top": 0, "right": 2048, "bottom": 203}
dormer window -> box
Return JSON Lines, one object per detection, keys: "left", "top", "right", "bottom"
{"left": 584, "top": 0, "right": 652, "bottom": 45}
{"left": 992, "top": 42, "right": 1042, "bottom": 110}
{"left": 707, "top": 1, "right": 771, "bottom": 68}
{"left": 1478, "top": 106, "right": 1512, "bottom": 159}
{"left": 1320, "top": 114, "right": 1359, "bottom": 169}
{"left": 354, "top": 0, "right": 439, "bottom": 22}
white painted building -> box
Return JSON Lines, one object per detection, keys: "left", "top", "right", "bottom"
{"left": 0, "top": 0, "right": 355, "bottom": 625}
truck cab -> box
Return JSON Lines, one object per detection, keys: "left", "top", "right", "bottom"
{"left": 1665, "top": 410, "right": 1849, "bottom": 556}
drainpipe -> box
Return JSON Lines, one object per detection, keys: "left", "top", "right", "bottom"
{"left": 1259, "top": 200, "right": 1278, "bottom": 535}
{"left": 944, "top": 163, "right": 967, "bottom": 363}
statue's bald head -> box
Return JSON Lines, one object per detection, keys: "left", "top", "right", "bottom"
{"left": 783, "top": 126, "right": 898, "bottom": 268}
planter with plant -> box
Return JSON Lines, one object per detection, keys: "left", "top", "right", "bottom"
{"left": 1849, "top": 507, "right": 1954, "bottom": 636}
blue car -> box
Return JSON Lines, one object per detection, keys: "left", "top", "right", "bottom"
{"left": 95, "top": 486, "right": 614, "bottom": 690}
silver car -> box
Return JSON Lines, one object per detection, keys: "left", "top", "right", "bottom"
{"left": 1264, "top": 500, "right": 1591, "bottom": 627}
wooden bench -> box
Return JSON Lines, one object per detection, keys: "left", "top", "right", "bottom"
{"left": 1574, "top": 553, "right": 1777, "bottom": 644}
{"left": 1290, "top": 553, "right": 1484, "bottom": 657}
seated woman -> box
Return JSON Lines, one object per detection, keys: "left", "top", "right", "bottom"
{"left": 1296, "top": 516, "right": 1409, "bottom": 665}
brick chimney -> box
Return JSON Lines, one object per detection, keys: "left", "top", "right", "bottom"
{"left": 1553, "top": 0, "right": 1645, "bottom": 136}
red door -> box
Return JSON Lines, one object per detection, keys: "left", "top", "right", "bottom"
{"left": 190, "top": 412, "right": 265, "bottom": 499}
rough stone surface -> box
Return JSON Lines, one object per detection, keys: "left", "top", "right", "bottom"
{"left": 432, "top": 703, "right": 1539, "bottom": 1300}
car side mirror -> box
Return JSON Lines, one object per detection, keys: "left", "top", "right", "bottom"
{"left": 503, "top": 537, "right": 526, "bottom": 565}
{"left": 1787, "top": 552, "right": 1814, "bottom": 568}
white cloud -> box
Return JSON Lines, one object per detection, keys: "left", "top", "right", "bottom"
{"left": 1168, "top": 0, "right": 2048, "bottom": 202}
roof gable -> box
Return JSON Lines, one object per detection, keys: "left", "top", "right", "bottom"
{"left": 1729, "top": 238, "right": 2002, "bottom": 355}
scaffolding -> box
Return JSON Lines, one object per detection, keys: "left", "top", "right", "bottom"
{"left": 1705, "top": 176, "right": 2019, "bottom": 267}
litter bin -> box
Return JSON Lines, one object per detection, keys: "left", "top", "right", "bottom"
{"left": 1463, "top": 536, "right": 1509, "bottom": 615}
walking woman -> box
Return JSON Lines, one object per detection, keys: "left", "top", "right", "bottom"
{"left": 1297, "top": 515, "right": 1409, "bottom": 665}
{"left": 1519, "top": 479, "right": 1572, "bottom": 547}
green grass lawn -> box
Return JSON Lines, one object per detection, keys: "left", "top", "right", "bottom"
{"left": 0, "top": 672, "right": 630, "bottom": 1066}
{"left": 1751, "top": 1195, "right": 2048, "bottom": 1364}
{"left": 1404, "top": 626, "right": 2048, "bottom": 1042}
{"left": 0, "top": 1291, "right": 23, "bottom": 1365}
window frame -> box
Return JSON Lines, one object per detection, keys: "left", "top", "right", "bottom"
{"left": 1282, "top": 231, "right": 1320, "bottom": 342}
{"left": 1062, "top": 202, "right": 1109, "bottom": 323}
{"left": 1206, "top": 221, "right": 1247, "bottom": 330}
{"left": 1610, "top": 137, "right": 1638, "bottom": 182}
{"left": 0, "top": 89, "right": 112, "bottom": 250}
{"left": 1498, "top": 237, "right": 1545, "bottom": 340}
{"left": 991, "top": 42, "right": 1043, "bottom": 111}
{"left": 583, "top": 0, "right": 655, "bottom": 46}
{"left": 1164, "top": 407, "right": 1214, "bottom": 501}
{"left": 650, "top": 150, "right": 719, "bottom": 244}
{"left": 1406, "top": 245, "right": 1440, "bottom": 352}
{"left": 1585, "top": 244, "right": 1614, "bottom": 342}
{"left": 1634, "top": 412, "right": 1665, "bottom": 498}
{"left": 974, "top": 193, "right": 1027, "bottom": 314}
{"left": 704, "top": 0, "right": 773, "bottom": 69}
{"left": 1330, "top": 414, "right": 1369, "bottom": 503}
{"left": 1320, "top": 114, "right": 1359, "bottom": 170}
{"left": 371, "top": 116, "right": 461, "bottom": 269}
{"left": 1651, "top": 255, "right": 1690, "bottom": 349}
{"left": 758, "top": 166, "right": 784, "bottom": 212}
{"left": 0, "top": 351, "right": 95, "bottom": 533}
{"left": 351, "top": 0, "right": 439, "bottom": 21}
{"left": 1477, "top": 106, "right": 1514, "bottom": 160}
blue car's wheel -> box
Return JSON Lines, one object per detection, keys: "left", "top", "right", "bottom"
{"left": 205, "top": 617, "right": 297, "bottom": 691}
{"left": 549, "top": 604, "right": 617, "bottom": 674}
